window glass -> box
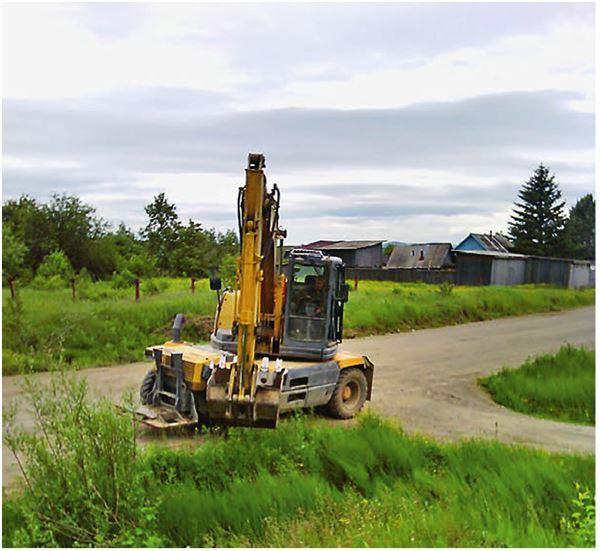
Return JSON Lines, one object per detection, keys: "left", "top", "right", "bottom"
{"left": 287, "top": 262, "right": 329, "bottom": 342}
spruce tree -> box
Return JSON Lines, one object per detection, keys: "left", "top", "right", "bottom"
{"left": 508, "top": 164, "right": 566, "bottom": 256}
{"left": 564, "top": 194, "right": 595, "bottom": 260}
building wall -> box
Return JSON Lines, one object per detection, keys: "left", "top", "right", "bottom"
{"left": 524, "top": 258, "right": 570, "bottom": 287}
{"left": 354, "top": 244, "right": 383, "bottom": 267}
{"left": 490, "top": 258, "right": 526, "bottom": 286}
{"left": 454, "top": 235, "right": 484, "bottom": 251}
{"left": 346, "top": 267, "right": 455, "bottom": 284}
{"left": 570, "top": 263, "right": 593, "bottom": 289}
{"left": 328, "top": 244, "right": 382, "bottom": 268}
{"left": 328, "top": 249, "right": 355, "bottom": 267}
{"left": 455, "top": 254, "right": 492, "bottom": 285}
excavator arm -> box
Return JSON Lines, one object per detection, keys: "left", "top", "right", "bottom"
{"left": 235, "top": 153, "right": 266, "bottom": 398}
{"left": 205, "top": 153, "right": 287, "bottom": 427}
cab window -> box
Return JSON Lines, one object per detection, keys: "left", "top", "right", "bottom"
{"left": 286, "top": 263, "right": 329, "bottom": 342}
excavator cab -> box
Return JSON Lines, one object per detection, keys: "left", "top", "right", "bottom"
{"left": 280, "top": 250, "right": 348, "bottom": 360}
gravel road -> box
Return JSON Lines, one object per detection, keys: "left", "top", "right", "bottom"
{"left": 3, "top": 306, "right": 594, "bottom": 487}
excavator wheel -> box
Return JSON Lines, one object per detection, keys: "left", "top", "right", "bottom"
{"left": 140, "top": 370, "right": 156, "bottom": 405}
{"left": 326, "top": 367, "right": 368, "bottom": 419}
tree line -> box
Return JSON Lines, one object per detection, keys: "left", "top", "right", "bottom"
{"left": 2, "top": 163, "right": 594, "bottom": 290}
{"left": 508, "top": 164, "right": 594, "bottom": 260}
{"left": 2, "top": 192, "right": 239, "bottom": 288}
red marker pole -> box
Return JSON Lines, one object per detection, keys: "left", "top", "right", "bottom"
{"left": 134, "top": 278, "right": 140, "bottom": 302}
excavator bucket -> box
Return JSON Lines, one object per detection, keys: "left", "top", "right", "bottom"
{"left": 206, "top": 359, "right": 287, "bottom": 428}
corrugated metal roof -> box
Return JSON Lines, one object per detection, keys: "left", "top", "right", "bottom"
{"left": 302, "top": 240, "right": 338, "bottom": 249}
{"left": 305, "top": 240, "right": 383, "bottom": 250}
{"left": 493, "top": 233, "right": 514, "bottom": 250}
{"left": 471, "top": 233, "right": 508, "bottom": 253}
{"left": 453, "top": 249, "right": 527, "bottom": 259}
{"left": 386, "top": 243, "right": 453, "bottom": 269}
{"left": 454, "top": 249, "right": 594, "bottom": 265}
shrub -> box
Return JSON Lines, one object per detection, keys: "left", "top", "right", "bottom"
{"left": 219, "top": 253, "right": 237, "bottom": 288}
{"left": 561, "top": 483, "right": 596, "bottom": 547}
{"left": 438, "top": 282, "right": 455, "bottom": 296}
{"left": 119, "top": 254, "right": 157, "bottom": 279}
{"left": 142, "top": 278, "right": 169, "bottom": 296}
{"left": 31, "top": 251, "right": 73, "bottom": 289}
{"left": 111, "top": 269, "right": 135, "bottom": 289}
{"left": 2, "top": 405, "right": 595, "bottom": 548}
{"left": 3, "top": 374, "right": 151, "bottom": 546}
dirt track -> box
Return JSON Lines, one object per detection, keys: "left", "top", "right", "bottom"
{"left": 3, "top": 306, "right": 595, "bottom": 487}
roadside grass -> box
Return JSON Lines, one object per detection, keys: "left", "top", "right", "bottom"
{"left": 480, "top": 345, "right": 595, "bottom": 425}
{"left": 2, "top": 375, "right": 595, "bottom": 547}
{"left": 2, "top": 279, "right": 594, "bottom": 375}
{"left": 344, "top": 281, "right": 594, "bottom": 336}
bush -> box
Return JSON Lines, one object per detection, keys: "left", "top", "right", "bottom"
{"left": 142, "top": 278, "right": 169, "bottom": 296}
{"left": 111, "top": 270, "right": 136, "bottom": 289}
{"left": 219, "top": 253, "right": 237, "bottom": 288}
{"left": 3, "top": 402, "right": 595, "bottom": 548}
{"left": 31, "top": 251, "right": 73, "bottom": 289}
{"left": 3, "top": 373, "right": 154, "bottom": 547}
{"left": 119, "top": 254, "right": 157, "bottom": 279}
{"left": 561, "top": 483, "right": 596, "bottom": 547}
{"left": 438, "top": 282, "right": 455, "bottom": 296}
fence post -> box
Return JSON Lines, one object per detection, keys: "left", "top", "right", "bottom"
{"left": 8, "top": 277, "right": 15, "bottom": 300}
{"left": 191, "top": 277, "right": 196, "bottom": 294}
{"left": 134, "top": 278, "right": 140, "bottom": 302}
{"left": 354, "top": 273, "right": 359, "bottom": 291}
{"left": 71, "top": 278, "right": 76, "bottom": 300}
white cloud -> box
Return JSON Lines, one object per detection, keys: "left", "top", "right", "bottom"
{"left": 2, "top": 4, "right": 244, "bottom": 99}
{"left": 2, "top": 3, "right": 595, "bottom": 244}
{"left": 249, "top": 20, "right": 594, "bottom": 111}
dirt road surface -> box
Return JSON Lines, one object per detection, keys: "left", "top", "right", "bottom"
{"left": 3, "top": 306, "right": 595, "bottom": 487}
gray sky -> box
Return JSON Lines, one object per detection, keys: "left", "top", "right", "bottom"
{"left": 2, "top": 3, "right": 595, "bottom": 245}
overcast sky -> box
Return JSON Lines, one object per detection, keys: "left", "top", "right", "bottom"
{"left": 2, "top": 2, "right": 595, "bottom": 245}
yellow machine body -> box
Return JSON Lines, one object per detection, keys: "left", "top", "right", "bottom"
{"left": 138, "top": 154, "right": 374, "bottom": 429}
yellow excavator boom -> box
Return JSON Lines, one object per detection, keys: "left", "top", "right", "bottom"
{"left": 235, "top": 154, "right": 266, "bottom": 398}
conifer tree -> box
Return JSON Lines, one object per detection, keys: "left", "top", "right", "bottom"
{"left": 508, "top": 164, "right": 566, "bottom": 256}
{"left": 564, "top": 194, "right": 595, "bottom": 260}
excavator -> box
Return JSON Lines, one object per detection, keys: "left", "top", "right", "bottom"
{"left": 136, "top": 153, "right": 374, "bottom": 428}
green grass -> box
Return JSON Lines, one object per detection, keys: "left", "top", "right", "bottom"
{"left": 344, "top": 281, "right": 594, "bottom": 336}
{"left": 480, "top": 345, "right": 595, "bottom": 425}
{"left": 3, "top": 375, "right": 595, "bottom": 547}
{"left": 2, "top": 279, "right": 594, "bottom": 374}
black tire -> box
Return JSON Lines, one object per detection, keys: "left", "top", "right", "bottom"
{"left": 140, "top": 370, "right": 156, "bottom": 404}
{"left": 326, "top": 368, "right": 368, "bottom": 419}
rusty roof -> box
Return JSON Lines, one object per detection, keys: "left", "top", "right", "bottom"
{"left": 469, "top": 233, "right": 508, "bottom": 253}
{"left": 304, "top": 240, "right": 383, "bottom": 250}
{"left": 386, "top": 243, "right": 453, "bottom": 269}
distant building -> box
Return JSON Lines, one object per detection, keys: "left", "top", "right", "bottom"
{"left": 386, "top": 243, "right": 454, "bottom": 269}
{"left": 303, "top": 240, "right": 383, "bottom": 268}
{"left": 454, "top": 249, "right": 594, "bottom": 288}
{"left": 455, "top": 232, "right": 510, "bottom": 253}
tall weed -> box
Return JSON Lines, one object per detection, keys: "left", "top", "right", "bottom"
{"left": 481, "top": 345, "right": 595, "bottom": 424}
{"left": 3, "top": 373, "right": 150, "bottom": 546}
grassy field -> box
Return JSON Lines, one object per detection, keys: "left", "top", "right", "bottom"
{"left": 480, "top": 346, "right": 595, "bottom": 425}
{"left": 2, "top": 279, "right": 594, "bottom": 375}
{"left": 2, "top": 377, "right": 595, "bottom": 547}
